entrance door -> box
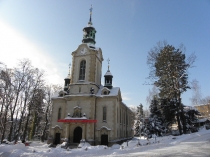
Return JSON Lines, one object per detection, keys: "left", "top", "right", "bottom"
{"left": 101, "top": 134, "right": 108, "bottom": 146}
{"left": 54, "top": 133, "right": 60, "bottom": 144}
{"left": 73, "top": 126, "right": 82, "bottom": 143}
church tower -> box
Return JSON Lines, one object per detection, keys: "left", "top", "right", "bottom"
{"left": 69, "top": 6, "right": 103, "bottom": 95}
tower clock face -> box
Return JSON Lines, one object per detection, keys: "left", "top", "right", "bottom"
{"left": 80, "top": 48, "right": 87, "bottom": 55}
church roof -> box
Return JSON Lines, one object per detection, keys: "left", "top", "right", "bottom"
{"left": 96, "top": 86, "right": 120, "bottom": 97}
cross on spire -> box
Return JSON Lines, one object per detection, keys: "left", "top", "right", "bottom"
{"left": 107, "top": 58, "right": 110, "bottom": 71}
{"left": 68, "top": 63, "right": 71, "bottom": 76}
{"left": 89, "top": 5, "right": 93, "bottom": 24}
{"left": 90, "top": 5, "right": 93, "bottom": 15}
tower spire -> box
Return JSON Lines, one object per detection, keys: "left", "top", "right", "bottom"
{"left": 89, "top": 5, "right": 93, "bottom": 25}
{"left": 107, "top": 58, "right": 110, "bottom": 71}
{"left": 104, "top": 58, "right": 113, "bottom": 89}
{"left": 64, "top": 63, "right": 71, "bottom": 92}
{"left": 68, "top": 63, "right": 71, "bottom": 77}
{"left": 82, "top": 5, "right": 97, "bottom": 46}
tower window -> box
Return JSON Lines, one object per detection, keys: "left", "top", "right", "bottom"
{"left": 58, "top": 108, "right": 61, "bottom": 120}
{"left": 79, "top": 60, "right": 86, "bottom": 80}
{"left": 103, "top": 106, "right": 107, "bottom": 122}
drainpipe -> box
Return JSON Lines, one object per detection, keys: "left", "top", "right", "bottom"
{"left": 94, "top": 96, "right": 97, "bottom": 145}
{"left": 126, "top": 107, "right": 127, "bottom": 139}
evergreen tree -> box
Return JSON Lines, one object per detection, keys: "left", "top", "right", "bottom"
{"left": 160, "top": 98, "right": 176, "bottom": 125}
{"left": 149, "top": 97, "right": 161, "bottom": 117}
{"left": 134, "top": 104, "right": 144, "bottom": 136}
{"left": 147, "top": 42, "right": 196, "bottom": 135}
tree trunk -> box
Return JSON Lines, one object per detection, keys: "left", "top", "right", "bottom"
{"left": 8, "top": 90, "right": 20, "bottom": 141}
{"left": 29, "top": 112, "right": 37, "bottom": 140}
{"left": 41, "top": 104, "right": 49, "bottom": 142}
{"left": 14, "top": 96, "right": 27, "bottom": 142}
{"left": 22, "top": 110, "right": 30, "bottom": 141}
{"left": 1, "top": 102, "right": 10, "bottom": 143}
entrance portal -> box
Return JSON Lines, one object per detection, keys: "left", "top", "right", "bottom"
{"left": 101, "top": 134, "right": 108, "bottom": 146}
{"left": 73, "top": 126, "right": 82, "bottom": 143}
{"left": 54, "top": 133, "right": 60, "bottom": 144}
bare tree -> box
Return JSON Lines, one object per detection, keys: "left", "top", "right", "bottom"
{"left": 0, "top": 68, "right": 15, "bottom": 143}
{"left": 0, "top": 58, "right": 63, "bottom": 143}
{"left": 40, "top": 84, "right": 62, "bottom": 142}
{"left": 8, "top": 60, "right": 33, "bottom": 141}
{"left": 146, "top": 85, "right": 159, "bottom": 105}
{"left": 23, "top": 67, "right": 45, "bottom": 141}
{"left": 200, "top": 96, "right": 210, "bottom": 104}
{"left": 190, "top": 79, "right": 202, "bottom": 106}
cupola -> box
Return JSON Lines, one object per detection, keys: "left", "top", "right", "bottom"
{"left": 104, "top": 58, "right": 113, "bottom": 89}
{"left": 64, "top": 64, "right": 71, "bottom": 92}
{"left": 82, "top": 5, "right": 96, "bottom": 47}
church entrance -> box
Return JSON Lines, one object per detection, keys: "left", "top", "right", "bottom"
{"left": 73, "top": 126, "right": 82, "bottom": 143}
{"left": 54, "top": 133, "right": 60, "bottom": 144}
{"left": 101, "top": 134, "right": 108, "bottom": 146}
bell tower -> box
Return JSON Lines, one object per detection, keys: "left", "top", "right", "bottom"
{"left": 68, "top": 6, "right": 103, "bottom": 95}
{"left": 82, "top": 5, "right": 96, "bottom": 47}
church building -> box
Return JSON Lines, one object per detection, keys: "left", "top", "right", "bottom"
{"left": 48, "top": 7, "right": 134, "bottom": 146}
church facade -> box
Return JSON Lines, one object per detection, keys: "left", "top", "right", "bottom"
{"left": 48, "top": 8, "right": 134, "bottom": 146}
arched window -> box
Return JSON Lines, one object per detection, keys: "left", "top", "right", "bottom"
{"left": 58, "top": 108, "right": 61, "bottom": 120}
{"left": 103, "top": 106, "right": 107, "bottom": 121}
{"left": 79, "top": 60, "right": 86, "bottom": 80}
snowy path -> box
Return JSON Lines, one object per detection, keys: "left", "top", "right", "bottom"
{"left": 0, "top": 129, "right": 210, "bottom": 157}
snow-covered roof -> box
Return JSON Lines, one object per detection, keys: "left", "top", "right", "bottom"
{"left": 74, "top": 106, "right": 81, "bottom": 109}
{"left": 97, "top": 126, "right": 111, "bottom": 131}
{"left": 96, "top": 86, "right": 120, "bottom": 97}
{"left": 51, "top": 125, "right": 63, "bottom": 130}
{"left": 52, "top": 91, "right": 60, "bottom": 98}
{"left": 64, "top": 116, "right": 87, "bottom": 120}
{"left": 104, "top": 70, "right": 113, "bottom": 76}
{"left": 65, "top": 76, "right": 70, "bottom": 79}
{"left": 52, "top": 85, "right": 121, "bottom": 100}
{"left": 197, "top": 118, "right": 208, "bottom": 123}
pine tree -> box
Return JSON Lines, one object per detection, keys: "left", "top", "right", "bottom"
{"left": 147, "top": 42, "right": 196, "bottom": 135}
{"left": 134, "top": 104, "right": 144, "bottom": 136}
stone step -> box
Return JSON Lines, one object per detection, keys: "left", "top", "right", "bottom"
{"left": 67, "top": 143, "right": 79, "bottom": 149}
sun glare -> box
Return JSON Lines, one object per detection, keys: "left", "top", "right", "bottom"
{"left": 0, "top": 19, "right": 63, "bottom": 85}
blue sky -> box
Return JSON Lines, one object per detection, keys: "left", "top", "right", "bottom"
{"left": 0, "top": 0, "right": 210, "bottom": 109}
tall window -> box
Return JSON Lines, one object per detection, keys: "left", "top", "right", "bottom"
{"left": 120, "top": 109, "right": 121, "bottom": 123}
{"left": 103, "top": 106, "right": 107, "bottom": 121}
{"left": 117, "top": 107, "right": 118, "bottom": 123}
{"left": 58, "top": 107, "right": 61, "bottom": 120}
{"left": 79, "top": 60, "right": 86, "bottom": 80}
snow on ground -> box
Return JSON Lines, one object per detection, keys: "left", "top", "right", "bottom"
{"left": 0, "top": 128, "right": 210, "bottom": 157}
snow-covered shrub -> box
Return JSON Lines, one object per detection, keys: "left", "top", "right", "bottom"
{"left": 111, "top": 144, "right": 120, "bottom": 149}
